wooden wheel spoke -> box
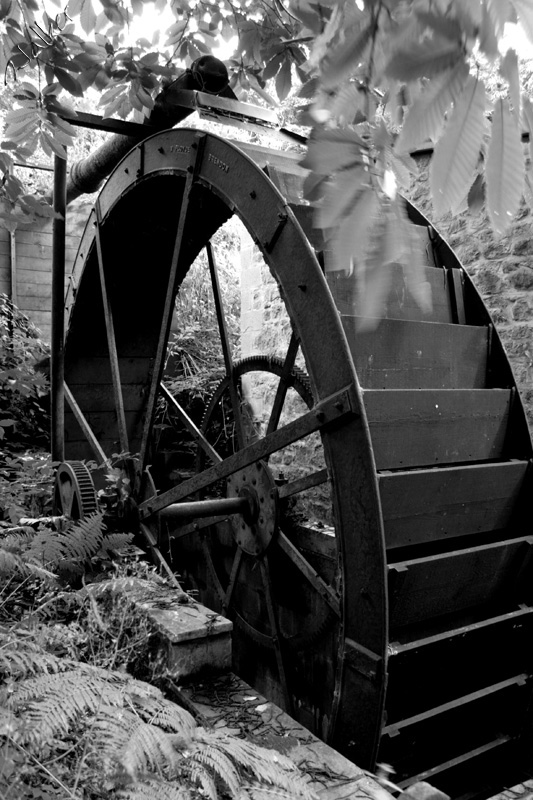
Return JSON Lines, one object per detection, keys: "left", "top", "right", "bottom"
{"left": 206, "top": 241, "right": 246, "bottom": 450}
{"left": 266, "top": 333, "right": 300, "bottom": 436}
{"left": 223, "top": 547, "right": 243, "bottom": 614}
{"left": 160, "top": 383, "right": 222, "bottom": 465}
{"left": 140, "top": 385, "right": 351, "bottom": 517}
{"left": 260, "top": 557, "right": 293, "bottom": 714}
{"left": 64, "top": 383, "right": 107, "bottom": 465}
{"left": 278, "top": 468, "right": 329, "bottom": 500}
{"left": 276, "top": 530, "right": 341, "bottom": 617}
{"left": 95, "top": 202, "right": 129, "bottom": 454}
{"left": 139, "top": 134, "right": 207, "bottom": 473}
{"left": 201, "top": 533, "right": 226, "bottom": 607}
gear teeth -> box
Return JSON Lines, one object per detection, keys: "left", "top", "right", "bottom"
{"left": 54, "top": 461, "right": 98, "bottom": 518}
{"left": 184, "top": 355, "right": 334, "bottom": 651}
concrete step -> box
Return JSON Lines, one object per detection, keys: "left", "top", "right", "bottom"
{"left": 88, "top": 576, "right": 232, "bottom": 680}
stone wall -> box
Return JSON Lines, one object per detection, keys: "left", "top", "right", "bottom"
{"left": 406, "top": 153, "right": 533, "bottom": 429}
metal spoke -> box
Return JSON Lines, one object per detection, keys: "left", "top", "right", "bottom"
{"left": 276, "top": 530, "right": 341, "bottom": 617}
{"left": 139, "top": 133, "right": 207, "bottom": 474}
{"left": 94, "top": 201, "right": 129, "bottom": 454}
{"left": 260, "top": 557, "right": 293, "bottom": 714}
{"left": 278, "top": 468, "right": 329, "bottom": 499}
{"left": 139, "top": 385, "right": 353, "bottom": 518}
{"left": 64, "top": 383, "right": 107, "bottom": 464}
{"left": 266, "top": 332, "right": 300, "bottom": 436}
{"left": 206, "top": 241, "right": 246, "bottom": 450}
{"left": 201, "top": 533, "right": 226, "bottom": 607}
{"left": 160, "top": 382, "right": 222, "bottom": 464}
{"left": 223, "top": 547, "right": 243, "bottom": 614}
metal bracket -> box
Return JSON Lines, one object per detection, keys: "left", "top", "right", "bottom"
{"left": 345, "top": 637, "right": 383, "bottom": 683}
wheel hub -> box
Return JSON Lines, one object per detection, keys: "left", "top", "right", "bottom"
{"left": 226, "top": 461, "right": 278, "bottom": 556}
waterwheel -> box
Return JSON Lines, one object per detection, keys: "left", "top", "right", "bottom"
{"left": 59, "top": 126, "right": 533, "bottom": 795}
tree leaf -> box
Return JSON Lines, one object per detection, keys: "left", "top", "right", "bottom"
{"left": 384, "top": 38, "right": 464, "bottom": 82}
{"left": 479, "top": 1, "right": 500, "bottom": 58}
{"left": 321, "top": 21, "right": 373, "bottom": 90}
{"left": 429, "top": 74, "right": 486, "bottom": 215}
{"left": 500, "top": 48, "right": 520, "bottom": 114}
{"left": 327, "top": 186, "right": 379, "bottom": 275}
{"left": 485, "top": 98, "right": 524, "bottom": 235}
{"left": 392, "top": 197, "right": 432, "bottom": 315}
{"left": 395, "top": 60, "right": 468, "bottom": 153}
{"left": 54, "top": 66, "right": 84, "bottom": 96}
{"left": 512, "top": 0, "right": 533, "bottom": 44}
{"left": 487, "top": 0, "right": 514, "bottom": 37}
{"left": 275, "top": 57, "right": 292, "bottom": 102}
{"left": 300, "top": 129, "right": 367, "bottom": 174}
{"left": 317, "top": 166, "right": 369, "bottom": 231}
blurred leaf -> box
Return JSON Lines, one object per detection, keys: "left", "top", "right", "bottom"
{"left": 479, "top": 1, "right": 500, "bottom": 58}
{"left": 429, "top": 74, "right": 486, "bottom": 215}
{"left": 485, "top": 98, "right": 524, "bottom": 234}
{"left": 395, "top": 61, "right": 469, "bottom": 154}
{"left": 487, "top": 0, "right": 514, "bottom": 37}
{"left": 327, "top": 185, "right": 378, "bottom": 274}
{"left": 317, "top": 166, "right": 369, "bottom": 231}
{"left": 385, "top": 38, "right": 464, "bottom": 82}
{"left": 301, "top": 129, "right": 367, "bottom": 174}
{"left": 500, "top": 48, "right": 520, "bottom": 115}
{"left": 392, "top": 198, "right": 432, "bottom": 316}
{"left": 512, "top": 0, "right": 533, "bottom": 44}
{"left": 321, "top": 20, "right": 372, "bottom": 90}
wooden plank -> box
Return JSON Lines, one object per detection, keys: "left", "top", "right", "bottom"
{"left": 65, "top": 356, "right": 153, "bottom": 384}
{"left": 378, "top": 673, "right": 530, "bottom": 781}
{"left": 12, "top": 228, "right": 83, "bottom": 247}
{"left": 329, "top": 263, "right": 451, "bottom": 322}
{"left": 396, "top": 736, "right": 513, "bottom": 789}
{"left": 388, "top": 537, "right": 533, "bottom": 628}
{"left": 386, "top": 607, "right": 533, "bottom": 723}
{"left": 342, "top": 316, "right": 488, "bottom": 389}
{"left": 364, "top": 388, "right": 511, "bottom": 469}
{"left": 379, "top": 460, "right": 529, "bottom": 549}
{"left": 5, "top": 254, "right": 76, "bottom": 273}
{"left": 0, "top": 239, "right": 78, "bottom": 261}
{"left": 66, "top": 383, "right": 146, "bottom": 412}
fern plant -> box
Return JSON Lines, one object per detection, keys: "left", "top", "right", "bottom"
{"left": 1, "top": 638, "right": 316, "bottom": 800}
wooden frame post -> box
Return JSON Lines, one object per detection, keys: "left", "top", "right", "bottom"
{"left": 51, "top": 154, "right": 67, "bottom": 462}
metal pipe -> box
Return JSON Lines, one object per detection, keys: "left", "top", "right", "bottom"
{"left": 65, "top": 55, "right": 234, "bottom": 205}
{"left": 51, "top": 154, "right": 67, "bottom": 462}
{"left": 160, "top": 496, "right": 250, "bottom": 521}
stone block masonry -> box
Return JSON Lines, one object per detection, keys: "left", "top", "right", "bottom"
{"left": 407, "top": 154, "right": 533, "bottom": 430}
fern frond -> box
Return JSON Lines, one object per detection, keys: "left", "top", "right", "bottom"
{"left": 192, "top": 729, "right": 315, "bottom": 799}
{"left": 10, "top": 669, "right": 127, "bottom": 749}
{"left": 118, "top": 778, "right": 192, "bottom": 800}
{"left": 137, "top": 696, "right": 196, "bottom": 737}
{"left": 98, "top": 532, "right": 134, "bottom": 556}
{"left": 0, "top": 637, "right": 62, "bottom": 679}
{"left": 189, "top": 764, "right": 218, "bottom": 800}
{"left": 243, "top": 784, "right": 318, "bottom": 800}
{"left": 0, "top": 548, "right": 30, "bottom": 576}
{"left": 0, "top": 548, "right": 56, "bottom": 581}
{"left": 121, "top": 718, "right": 181, "bottom": 777}
{"left": 0, "top": 529, "right": 35, "bottom": 552}
{"left": 190, "top": 744, "right": 241, "bottom": 798}
{"left": 91, "top": 707, "right": 180, "bottom": 778}
{"left": 25, "top": 513, "right": 105, "bottom": 567}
